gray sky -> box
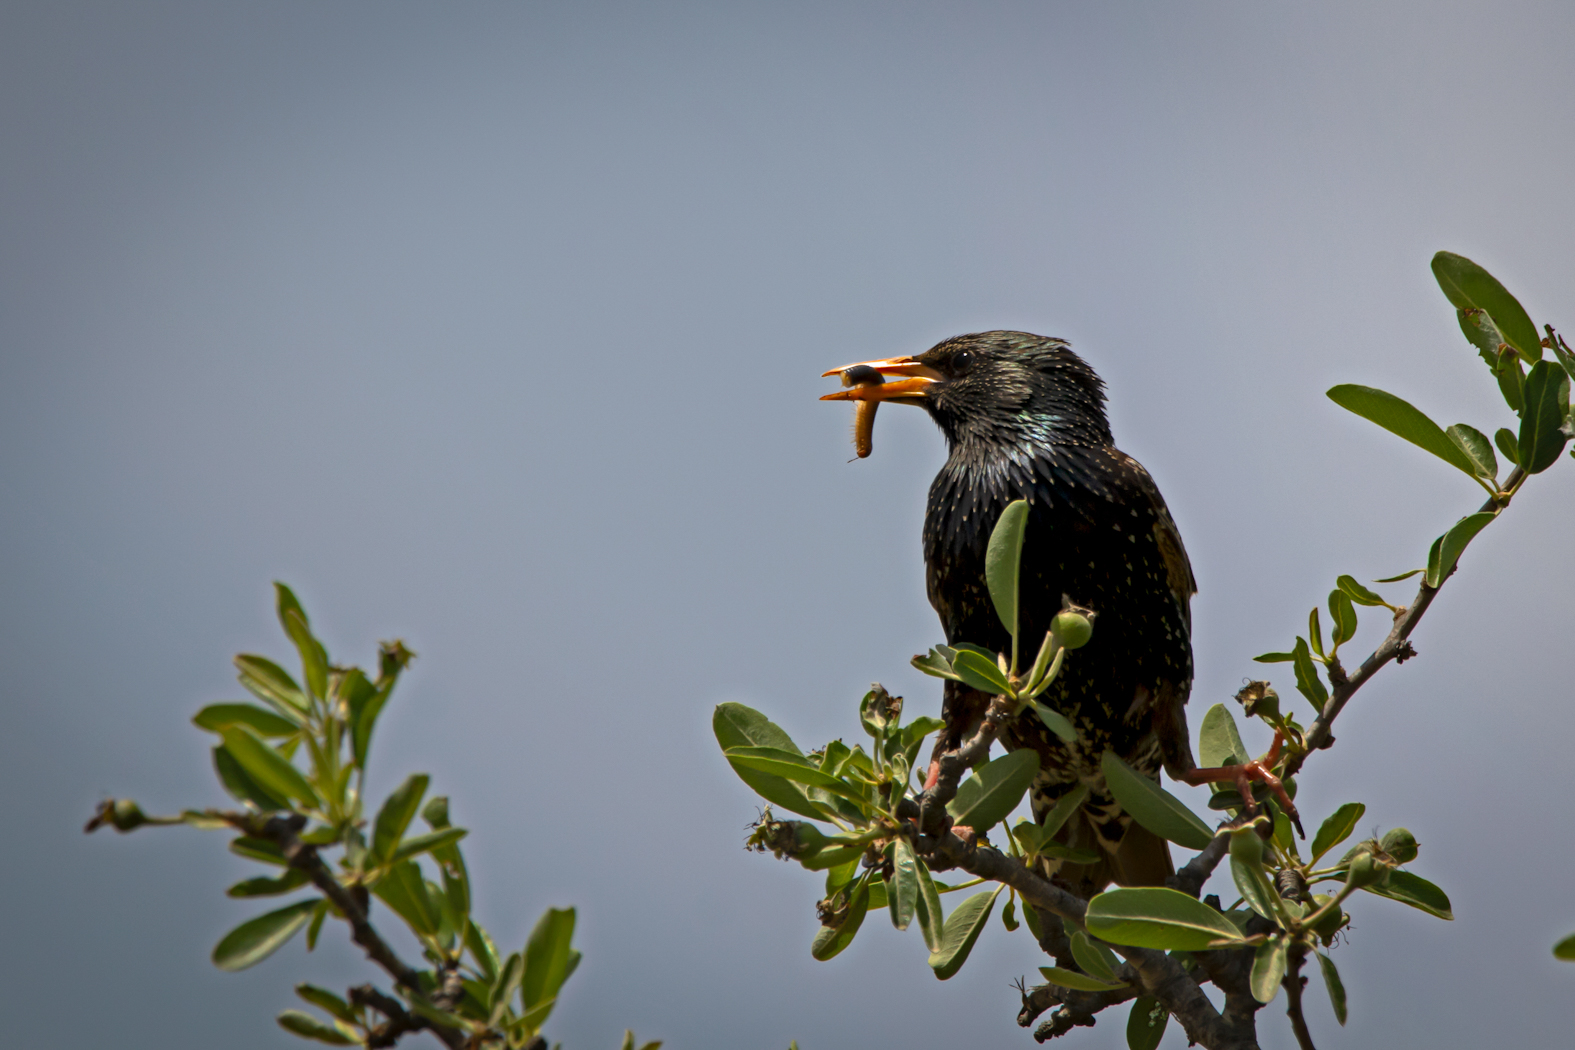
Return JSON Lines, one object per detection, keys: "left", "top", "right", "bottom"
{"left": 3, "top": 3, "right": 1573, "bottom": 1048}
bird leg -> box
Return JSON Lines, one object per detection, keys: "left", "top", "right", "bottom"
{"left": 1178, "top": 731, "right": 1304, "bottom": 837}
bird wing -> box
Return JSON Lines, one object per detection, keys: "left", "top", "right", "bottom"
{"left": 1115, "top": 453, "right": 1199, "bottom": 778}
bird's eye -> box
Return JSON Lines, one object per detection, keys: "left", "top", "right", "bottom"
{"left": 952, "top": 351, "right": 974, "bottom": 372}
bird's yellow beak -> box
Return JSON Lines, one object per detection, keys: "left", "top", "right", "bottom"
{"left": 819, "top": 356, "right": 943, "bottom": 404}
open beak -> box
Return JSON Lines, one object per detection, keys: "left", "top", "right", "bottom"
{"left": 819, "top": 356, "right": 943, "bottom": 404}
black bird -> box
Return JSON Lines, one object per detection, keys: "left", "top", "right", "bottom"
{"left": 822, "top": 331, "right": 1198, "bottom": 897}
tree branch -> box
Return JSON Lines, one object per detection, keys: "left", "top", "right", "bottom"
{"left": 918, "top": 809, "right": 1258, "bottom": 1048}
{"left": 1282, "top": 947, "right": 1317, "bottom": 1050}
{"left": 232, "top": 812, "right": 468, "bottom": 1050}
{"left": 1169, "top": 828, "right": 1232, "bottom": 898}
{"left": 1285, "top": 466, "right": 1525, "bottom": 779}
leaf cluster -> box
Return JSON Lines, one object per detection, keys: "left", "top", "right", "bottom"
{"left": 86, "top": 585, "right": 623, "bottom": 1050}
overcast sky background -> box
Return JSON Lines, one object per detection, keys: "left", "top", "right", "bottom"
{"left": 3, "top": 3, "right": 1574, "bottom": 1048}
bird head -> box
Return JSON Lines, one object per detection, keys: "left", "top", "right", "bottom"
{"left": 821, "top": 331, "right": 1112, "bottom": 457}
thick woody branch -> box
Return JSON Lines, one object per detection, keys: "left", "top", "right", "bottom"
{"left": 1286, "top": 466, "right": 1525, "bottom": 779}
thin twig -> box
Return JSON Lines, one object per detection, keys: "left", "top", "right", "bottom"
{"left": 1286, "top": 466, "right": 1526, "bottom": 778}
{"left": 232, "top": 812, "right": 468, "bottom": 1050}
{"left": 1282, "top": 948, "right": 1317, "bottom": 1050}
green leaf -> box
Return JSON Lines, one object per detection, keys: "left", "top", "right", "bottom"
{"left": 1431, "top": 252, "right": 1541, "bottom": 363}
{"left": 713, "top": 705, "right": 827, "bottom": 820}
{"left": 1309, "top": 802, "right": 1366, "bottom": 864}
{"left": 1457, "top": 306, "right": 1505, "bottom": 364}
{"left": 1273, "top": 809, "right": 1297, "bottom": 858}
{"left": 1251, "top": 936, "right": 1288, "bottom": 1004}
{"left": 229, "top": 835, "right": 289, "bottom": 866}
{"left": 220, "top": 726, "right": 319, "bottom": 807}
{"left": 1554, "top": 934, "right": 1575, "bottom": 962}
{"left": 890, "top": 838, "right": 919, "bottom": 931}
{"left": 1252, "top": 651, "right": 1295, "bottom": 663}
{"left": 276, "top": 1009, "right": 355, "bottom": 1045}
{"left": 1101, "top": 751, "right": 1213, "bottom": 850}
{"left": 713, "top": 703, "right": 807, "bottom": 756}
{"left": 373, "top": 860, "right": 439, "bottom": 935}
{"left": 371, "top": 773, "right": 430, "bottom": 867}
{"left": 799, "top": 844, "right": 864, "bottom": 871}
{"left": 304, "top": 900, "right": 328, "bottom": 950}
{"left": 946, "top": 749, "right": 1040, "bottom": 834}
{"left": 275, "top": 583, "right": 329, "bottom": 701}
{"left": 391, "top": 827, "right": 468, "bottom": 865}
{"left": 1315, "top": 949, "right": 1348, "bottom": 1024}
{"left": 1069, "top": 930, "right": 1122, "bottom": 983}
{"left": 1307, "top": 607, "right": 1324, "bottom": 658}
{"left": 1000, "top": 894, "right": 1019, "bottom": 931}
{"left": 1042, "top": 843, "right": 1102, "bottom": 864}
{"left": 1087, "top": 887, "right": 1246, "bottom": 950}
{"left": 489, "top": 952, "right": 524, "bottom": 1026}
{"left": 235, "top": 654, "right": 309, "bottom": 715}
{"left": 1031, "top": 701, "right": 1076, "bottom": 744}
{"left": 811, "top": 877, "right": 870, "bottom": 961}
{"left": 928, "top": 887, "right": 1000, "bottom": 979}
{"left": 213, "top": 745, "right": 291, "bottom": 811}
{"left": 295, "top": 984, "right": 357, "bottom": 1025}
{"left": 1496, "top": 351, "right": 1526, "bottom": 413}
{"left": 985, "top": 499, "right": 1030, "bottom": 639}
{"left": 194, "top": 703, "right": 301, "bottom": 737}
{"left": 522, "top": 906, "right": 577, "bottom": 1021}
{"left": 1037, "top": 965, "right": 1125, "bottom": 992}
{"left": 466, "top": 922, "right": 502, "bottom": 983}
{"left": 949, "top": 649, "right": 1012, "bottom": 696}
{"left": 1446, "top": 424, "right": 1497, "bottom": 480}
{"left": 212, "top": 898, "right": 320, "bottom": 971}
{"left": 1494, "top": 426, "right": 1521, "bottom": 467}
{"left": 1126, "top": 996, "right": 1170, "bottom": 1050}
{"left": 1328, "top": 589, "right": 1357, "bottom": 648}
{"left": 1291, "top": 636, "right": 1328, "bottom": 709}
{"left": 351, "top": 681, "right": 394, "bottom": 770}
{"left": 1425, "top": 511, "right": 1496, "bottom": 588}
{"left": 1336, "top": 575, "right": 1387, "bottom": 607}
{"left": 914, "top": 857, "right": 945, "bottom": 953}
{"left": 1519, "top": 360, "right": 1572, "bottom": 472}
{"left": 1374, "top": 568, "right": 1424, "bottom": 583}
{"left": 1327, "top": 384, "right": 1480, "bottom": 478}
{"left": 1362, "top": 869, "right": 1453, "bottom": 919}
{"left": 725, "top": 748, "right": 870, "bottom": 808}
{"left": 228, "top": 868, "right": 310, "bottom": 898}
{"left": 1198, "top": 704, "right": 1248, "bottom": 768}
{"left": 1036, "top": 782, "right": 1090, "bottom": 841}
{"left": 911, "top": 648, "right": 962, "bottom": 681}
{"left": 1229, "top": 828, "right": 1277, "bottom": 921}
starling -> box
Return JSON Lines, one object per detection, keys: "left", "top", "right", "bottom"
{"left": 822, "top": 331, "right": 1198, "bottom": 897}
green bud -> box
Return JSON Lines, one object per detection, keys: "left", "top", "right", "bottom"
{"left": 1052, "top": 611, "right": 1094, "bottom": 650}
{"left": 1344, "top": 848, "right": 1392, "bottom": 890}
{"left": 1308, "top": 893, "right": 1348, "bottom": 943}
{"left": 1380, "top": 827, "right": 1418, "bottom": 864}
{"left": 111, "top": 799, "right": 147, "bottom": 831}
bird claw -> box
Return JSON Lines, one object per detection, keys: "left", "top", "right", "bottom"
{"left": 1180, "top": 731, "right": 1304, "bottom": 838}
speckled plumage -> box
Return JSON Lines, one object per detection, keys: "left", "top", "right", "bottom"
{"left": 917, "top": 332, "right": 1197, "bottom": 897}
